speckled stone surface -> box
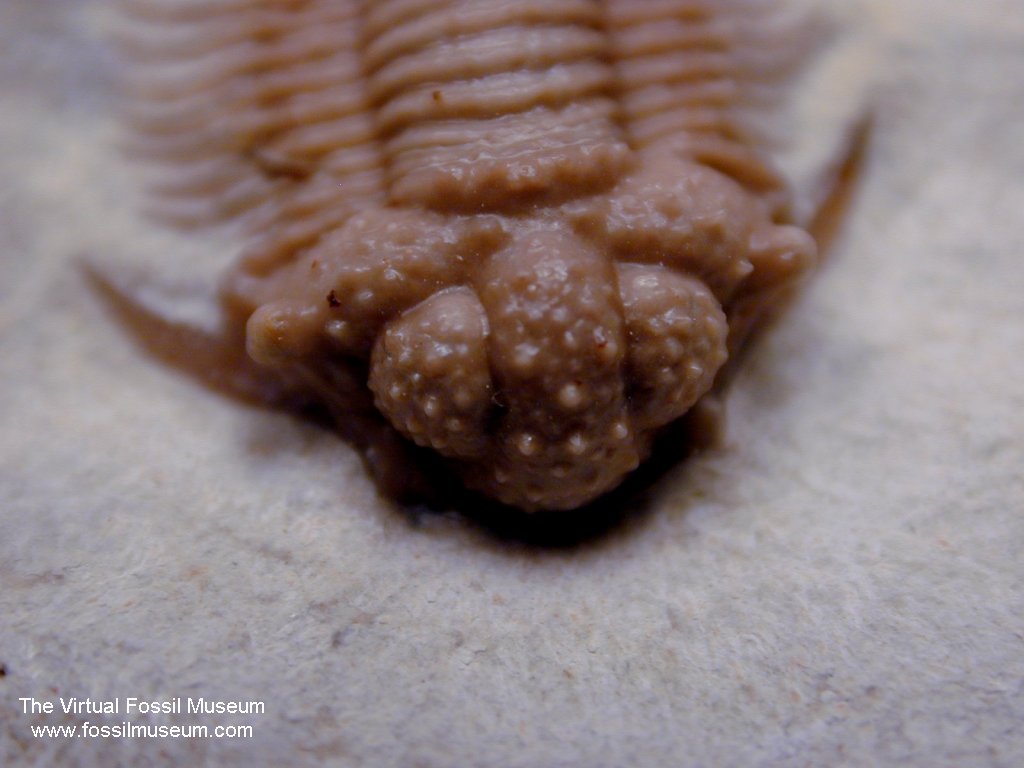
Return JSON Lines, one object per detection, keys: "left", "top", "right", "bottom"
{"left": 1, "top": 1, "right": 1023, "bottom": 766}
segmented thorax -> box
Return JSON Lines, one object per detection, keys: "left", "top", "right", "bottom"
{"left": 126, "top": 0, "right": 820, "bottom": 510}
{"left": 363, "top": 0, "right": 633, "bottom": 209}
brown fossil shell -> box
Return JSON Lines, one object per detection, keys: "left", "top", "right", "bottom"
{"left": 117, "top": 0, "right": 867, "bottom": 511}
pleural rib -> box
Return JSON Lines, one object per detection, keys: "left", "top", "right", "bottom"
{"left": 119, "top": 0, "right": 386, "bottom": 270}
{"left": 606, "top": 0, "right": 825, "bottom": 219}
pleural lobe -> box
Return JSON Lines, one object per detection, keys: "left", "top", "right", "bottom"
{"left": 118, "top": 0, "right": 386, "bottom": 273}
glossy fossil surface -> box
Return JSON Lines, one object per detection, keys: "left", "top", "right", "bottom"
{"left": 123, "top": 0, "right": 826, "bottom": 510}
